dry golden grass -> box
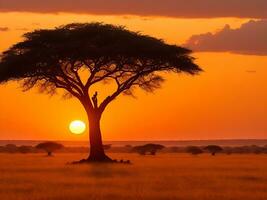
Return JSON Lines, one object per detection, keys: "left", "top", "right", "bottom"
{"left": 0, "top": 153, "right": 267, "bottom": 200}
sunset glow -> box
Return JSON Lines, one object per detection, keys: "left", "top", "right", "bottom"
{"left": 69, "top": 120, "right": 86, "bottom": 135}
{"left": 1, "top": 2, "right": 267, "bottom": 199}
{"left": 0, "top": 2, "right": 266, "bottom": 141}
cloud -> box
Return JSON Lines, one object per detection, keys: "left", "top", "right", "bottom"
{"left": 0, "top": 0, "right": 267, "bottom": 19}
{"left": 184, "top": 20, "right": 267, "bottom": 55}
{"left": 0, "top": 27, "right": 8, "bottom": 31}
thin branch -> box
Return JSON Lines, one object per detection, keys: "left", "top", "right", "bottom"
{"left": 59, "top": 62, "right": 84, "bottom": 95}
{"left": 98, "top": 69, "right": 153, "bottom": 112}
{"left": 70, "top": 61, "right": 85, "bottom": 89}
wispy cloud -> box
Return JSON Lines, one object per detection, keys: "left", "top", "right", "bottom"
{"left": 0, "top": 0, "right": 266, "bottom": 19}
{"left": 184, "top": 20, "right": 267, "bottom": 55}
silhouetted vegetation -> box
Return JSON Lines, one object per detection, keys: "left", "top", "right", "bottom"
{"left": 4, "top": 144, "right": 18, "bottom": 153}
{"left": 186, "top": 146, "right": 203, "bottom": 155}
{"left": 0, "top": 23, "right": 201, "bottom": 162}
{"left": 132, "top": 144, "right": 165, "bottom": 155}
{"left": 36, "top": 142, "right": 64, "bottom": 156}
{"left": 204, "top": 145, "right": 223, "bottom": 156}
{"left": 18, "top": 145, "right": 35, "bottom": 154}
{"left": 166, "top": 146, "right": 184, "bottom": 153}
{"left": 0, "top": 144, "right": 267, "bottom": 155}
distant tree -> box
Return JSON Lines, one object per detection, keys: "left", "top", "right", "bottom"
{"left": 18, "top": 145, "right": 34, "bottom": 154}
{"left": 5, "top": 144, "right": 18, "bottom": 153}
{"left": 133, "top": 144, "right": 165, "bottom": 155}
{"left": 204, "top": 145, "right": 223, "bottom": 156}
{"left": 36, "top": 142, "right": 64, "bottom": 156}
{"left": 0, "top": 23, "right": 201, "bottom": 163}
{"left": 186, "top": 146, "right": 203, "bottom": 155}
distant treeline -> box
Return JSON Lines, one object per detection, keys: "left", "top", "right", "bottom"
{"left": 1, "top": 143, "right": 267, "bottom": 155}
{"left": 163, "top": 145, "right": 267, "bottom": 155}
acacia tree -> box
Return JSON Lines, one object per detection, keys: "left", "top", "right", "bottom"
{"left": 36, "top": 142, "right": 64, "bottom": 156}
{"left": 133, "top": 144, "right": 165, "bottom": 155}
{"left": 0, "top": 23, "right": 201, "bottom": 162}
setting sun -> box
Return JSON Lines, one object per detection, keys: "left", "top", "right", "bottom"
{"left": 69, "top": 120, "right": 86, "bottom": 135}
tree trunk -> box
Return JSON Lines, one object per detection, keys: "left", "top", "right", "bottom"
{"left": 86, "top": 110, "right": 112, "bottom": 162}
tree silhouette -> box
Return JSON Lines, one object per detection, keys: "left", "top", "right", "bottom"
{"left": 133, "top": 144, "right": 165, "bottom": 155}
{"left": 36, "top": 142, "right": 64, "bottom": 156}
{"left": 0, "top": 23, "right": 201, "bottom": 162}
{"left": 204, "top": 145, "right": 223, "bottom": 156}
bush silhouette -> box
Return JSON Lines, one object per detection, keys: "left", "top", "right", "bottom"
{"left": 36, "top": 142, "right": 64, "bottom": 156}
{"left": 18, "top": 145, "right": 34, "bottom": 154}
{"left": 5, "top": 144, "right": 18, "bottom": 153}
{"left": 204, "top": 145, "right": 223, "bottom": 156}
{"left": 186, "top": 146, "right": 203, "bottom": 155}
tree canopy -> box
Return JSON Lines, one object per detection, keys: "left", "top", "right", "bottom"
{"left": 0, "top": 23, "right": 201, "bottom": 113}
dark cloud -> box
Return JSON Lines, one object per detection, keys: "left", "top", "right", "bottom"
{"left": 0, "top": 0, "right": 266, "bottom": 18}
{"left": 184, "top": 20, "right": 267, "bottom": 55}
{"left": 0, "top": 27, "right": 8, "bottom": 31}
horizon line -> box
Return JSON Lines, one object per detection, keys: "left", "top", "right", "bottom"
{"left": 1, "top": 138, "right": 267, "bottom": 142}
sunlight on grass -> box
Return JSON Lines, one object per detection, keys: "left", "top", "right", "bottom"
{"left": 0, "top": 153, "right": 267, "bottom": 200}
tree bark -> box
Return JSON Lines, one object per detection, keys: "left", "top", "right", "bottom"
{"left": 84, "top": 108, "right": 112, "bottom": 162}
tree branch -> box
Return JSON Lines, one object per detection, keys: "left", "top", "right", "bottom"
{"left": 70, "top": 61, "right": 85, "bottom": 90}
{"left": 59, "top": 62, "right": 85, "bottom": 95}
{"left": 98, "top": 68, "right": 154, "bottom": 112}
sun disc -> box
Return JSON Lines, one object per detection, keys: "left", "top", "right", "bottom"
{"left": 69, "top": 120, "right": 86, "bottom": 134}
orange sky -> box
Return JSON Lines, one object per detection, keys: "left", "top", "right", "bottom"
{"left": 0, "top": 12, "right": 266, "bottom": 141}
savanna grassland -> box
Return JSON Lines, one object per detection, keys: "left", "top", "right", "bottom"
{"left": 1, "top": 153, "right": 267, "bottom": 200}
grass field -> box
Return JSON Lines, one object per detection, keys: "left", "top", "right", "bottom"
{"left": 1, "top": 153, "right": 267, "bottom": 200}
